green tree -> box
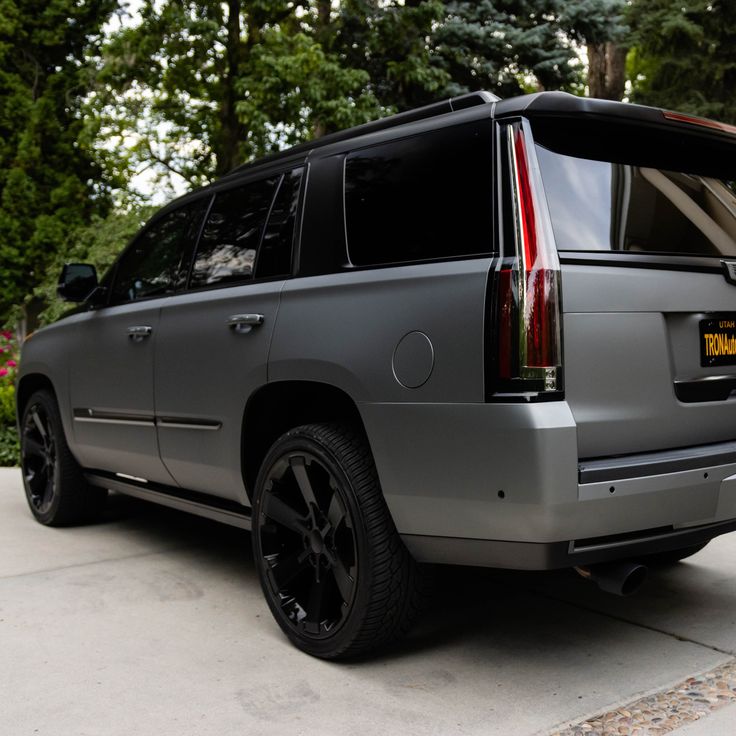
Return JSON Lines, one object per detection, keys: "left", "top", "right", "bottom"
{"left": 95, "top": 0, "right": 383, "bottom": 191}
{"left": 32, "top": 205, "right": 155, "bottom": 326}
{"left": 430, "top": 1, "right": 626, "bottom": 100}
{"left": 95, "top": 0, "right": 633, "bottom": 200}
{"left": 0, "top": 0, "right": 117, "bottom": 322}
{"left": 334, "top": 0, "right": 449, "bottom": 111}
{"left": 629, "top": 0, "right": 736, "bottom": 121}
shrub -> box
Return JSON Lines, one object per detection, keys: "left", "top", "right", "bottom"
{"left": 0, "top": 426, "right": 19, "bottom": 467}
{"left": 0, "top": 384, "right": 15, "bottom": 425}
{"left": 0, "top": 331, "right": 18, "bottom": 466}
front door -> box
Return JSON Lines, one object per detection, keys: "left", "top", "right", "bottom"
{"left": 67, "top": 197, "right": 208, "bottom": 483}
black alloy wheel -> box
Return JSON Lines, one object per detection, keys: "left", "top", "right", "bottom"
{"left": 252, "top": 423, "right": 425, "bottom": 659}
{"left": 22, "top": 401, "right": 57, "bottom": 515}
{"left": 20, "top": 389, "right": 107, "bottom": 526}
{"left": 257, "top": 449, "right": 358, "bottom": 639}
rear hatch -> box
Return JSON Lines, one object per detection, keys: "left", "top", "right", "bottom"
{"left": 530, "top": 109, "right": 736, "bottom": 459}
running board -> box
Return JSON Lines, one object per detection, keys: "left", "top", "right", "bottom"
{"left": 84, "top": 471, "right": 252, "bottom": 530}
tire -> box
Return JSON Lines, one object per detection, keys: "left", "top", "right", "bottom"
{"left": 642, "top": 541, "right": 710, "bottom": 566}
{"left": 252, "top": 422, "right": 425, "bottom": 660}
{"left": 20, "top": 389, "right": 107, "bottom": 526}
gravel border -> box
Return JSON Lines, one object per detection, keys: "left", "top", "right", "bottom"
{"left": 549, "top": 658, "right": 736, "bottom": 735}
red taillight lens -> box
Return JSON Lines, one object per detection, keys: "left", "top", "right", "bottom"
{"left": 493, "top": 120, "right": 562, "bottom": 395}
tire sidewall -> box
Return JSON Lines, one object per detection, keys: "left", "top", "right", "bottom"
{"left": 252, "top": 427, "right": 374, "bottom": 658}
{"left": 21, "top": 391, "right": 63, "bottom": 525}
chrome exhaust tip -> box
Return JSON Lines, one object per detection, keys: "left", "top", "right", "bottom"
{"left": 575, "top": 561, "right": 648, "bottom": 597}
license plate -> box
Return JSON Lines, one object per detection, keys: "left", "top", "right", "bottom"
{"left": 700, "top": 316, "right": 736, "bottom": 366}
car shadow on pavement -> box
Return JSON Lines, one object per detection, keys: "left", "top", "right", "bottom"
{"left": 99, "top": 493, "right": 736, "bottom": 664}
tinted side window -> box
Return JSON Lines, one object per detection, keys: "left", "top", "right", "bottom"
{"left": 110, "top": 200, "right": 206, "bottom": 305}
{"left": 190, "top": 177, "right": 279, "bottom": 288}
{"left": 256, "top": 168, "right": 303, "bottom": 279}
{"left": 344, "top": 121, "right": 493, "bottom": 266}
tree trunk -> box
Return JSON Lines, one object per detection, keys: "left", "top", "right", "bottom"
{"left": 311, "top": 0, "right": 333, "bottom": 139}
{"left": 217, "top": 0, "right": 247, "bottom": 175}
{"left": 587, "top": 42, "right": 627, "bottom": 101}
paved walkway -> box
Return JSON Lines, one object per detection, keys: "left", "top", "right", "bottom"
{"left": 1, "top": 467, "right": 734, "bottom": 735}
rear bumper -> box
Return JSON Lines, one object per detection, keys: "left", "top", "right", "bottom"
{"left": 360, "top": 400, "right": 736, "bottom": 568}
{"left": 402, "top": 518, "right": 736, "bottom": 570}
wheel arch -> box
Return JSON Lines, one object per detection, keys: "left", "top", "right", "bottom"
{"left": 16, "top": 373, "right": 57, "bottom": 425}
{"left": 242, "top": 380, "right": 369, "bottom": 501}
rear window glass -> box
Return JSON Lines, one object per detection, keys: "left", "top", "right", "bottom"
{"left": 190, "top": 177, "right": 279, "bottom": 288}
{"left": 534, "top": 131, "right": 736, "bottom": 258}
{"left": 344, "top": 120, "right": 493, "bottom": 266}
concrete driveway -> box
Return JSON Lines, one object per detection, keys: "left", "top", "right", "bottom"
{"left": 1, "top": 466, "right": 735, "bottom": 736}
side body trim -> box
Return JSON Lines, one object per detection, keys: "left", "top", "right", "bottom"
{"left": 73, "top": 409, "right": 222, "bottom": 431}
{"left": 85, "top": 471, "right": 251, "bottom": 530}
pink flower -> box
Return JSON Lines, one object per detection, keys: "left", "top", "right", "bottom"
{"left": 0, "top": 368, "right": 7, "bottom": 377}
{"left": 1, "top": 331, "right": 11, "bottom": 340}
{"left": 6, "top": 360, "right": 16, "bottom": 368}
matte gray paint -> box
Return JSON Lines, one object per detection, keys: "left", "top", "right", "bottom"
{"left": 268, "top": 259, "right": 490, "bottom": 404}
{"left": 18, "top": 100, "right": 736, "bottom": 570}
{"left": 30, "top": 299, "right": 177, "bottom": 486}
{"left": 392, "top": 331, "right": 434, "bottom": 389}
{"left": 154, "top": 281, "right": 284, "bottom": 501}
{"left": 563, "top": 263, "right": 736, "bottom": 458}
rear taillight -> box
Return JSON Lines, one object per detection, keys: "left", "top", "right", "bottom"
{"left": 493, "top": 120, "right": 562, "bottom": 396}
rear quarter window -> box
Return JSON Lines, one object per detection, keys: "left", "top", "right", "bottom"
{"left": 344, "top": 120, "right": 494, "bottom": 266}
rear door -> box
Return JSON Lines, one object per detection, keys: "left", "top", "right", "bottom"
{"left": 530, "top": 114, "right": 736, "bottom": 458}
{"left": 154, "top": 167, "right": 304, "bottom": 501}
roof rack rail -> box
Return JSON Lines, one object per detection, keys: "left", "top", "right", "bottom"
{"left": 229, "top": 90, "right": 500, "bottom": 175}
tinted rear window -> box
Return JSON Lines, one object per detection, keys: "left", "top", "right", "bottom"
{"left": 533, "top": 121, "right": 736, "bottom": 257}
{"left": 190, "top": 176, "right": 279, "bottom": 288}
{"left": 344, "top": 120, "right": 493, "bottom": 266}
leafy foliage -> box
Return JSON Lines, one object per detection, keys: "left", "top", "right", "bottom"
{"left": 33, "top": 206, "right": 155, "bottom": 326}
{"left": 93, "top": 0, "right": 385, "bottom": 189}
{"left": 0, "top": 425, "right": 19, "bottom": 467}
{"left": 0, "top": 330, "right": 18, "bottom": 466}
{"left": 0, "top": 0, "right": 117, "bottom": 320}
{"left": 628, "top": 0, "right": 736, "bottom": 122}
{"left": 334, "top": 0, "right": 449, "bottom": 111}
{"left": 94, "top": 0, "right": 628, "bottom": 195}
{"left": 432, "top": 1, "right": 584, "bottom": 98}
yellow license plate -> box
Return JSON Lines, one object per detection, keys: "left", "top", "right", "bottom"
{"left": 700, "top": 317, "right": 736, "bottom": 367}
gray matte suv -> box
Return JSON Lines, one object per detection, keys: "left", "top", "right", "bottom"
{"left": 17, "top": 91, "right": 736, "bottom": 658}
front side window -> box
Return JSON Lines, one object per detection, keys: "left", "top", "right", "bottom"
{"left": 110, "top": 199, "right": 206, "bottom": 305}
{"left": 344, "top": 120, "right": 494, "bottom": 266}
{"left": 190, "top": 177, "right": 279, "bottom": 288}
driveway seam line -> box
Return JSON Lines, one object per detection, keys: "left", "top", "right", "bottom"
{"left": 535, "top": 591, "right": 735, "bottom": 656}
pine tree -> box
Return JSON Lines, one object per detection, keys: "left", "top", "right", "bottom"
{"left": 394, "top": 0, "right": 626, "bottom": 102}
{"left": 629, "top": 0, "right": 736, "bottom": 121}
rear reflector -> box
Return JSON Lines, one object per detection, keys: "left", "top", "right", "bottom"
{"left": 494, "top": 120, "right": 563, "bottom": 395}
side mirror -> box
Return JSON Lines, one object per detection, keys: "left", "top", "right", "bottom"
{"left": 57, "top": 263, "right": 98, "bottom": 303}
